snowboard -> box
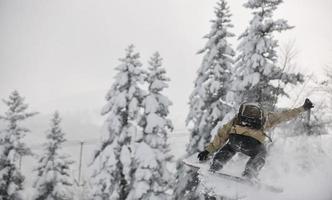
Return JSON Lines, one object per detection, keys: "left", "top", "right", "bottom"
{"left": 183, "top": 153, "right": 283, "bottom": 193}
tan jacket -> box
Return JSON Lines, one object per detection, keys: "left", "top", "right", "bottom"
{"left": 206, "top": 106, "right": 306, "bottom": 153}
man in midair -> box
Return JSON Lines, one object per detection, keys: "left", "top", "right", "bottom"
{"left": 198, "top": 99, "right": 314, "bottom": 180}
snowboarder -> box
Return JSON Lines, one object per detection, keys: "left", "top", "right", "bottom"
{"left": 197, "top": 99, "right": 314, "bottom": 180}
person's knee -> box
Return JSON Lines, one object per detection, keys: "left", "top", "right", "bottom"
{"left": 213, "top": 144, "right": 235, "bottom": 160}
{"left": 254, "top": 156, "right": 265, "bottom": 169}
{"left": 254, "top": 146, "right": 267, "bottom": 160}
{"left": 246, "top": 155, "right": 266, "bottom": 172}
{"left": 214, "top": 149, "right": 234, "bottom": 160}
{"left": 257, "top": 150, "right": 267, "bottom": 160}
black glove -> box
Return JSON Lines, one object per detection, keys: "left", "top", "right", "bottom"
{"left": 303, "top": 98, "right": 314, "bottom": 110}
{"left": 197, "top": 150, "right": 209, "bottom": 161}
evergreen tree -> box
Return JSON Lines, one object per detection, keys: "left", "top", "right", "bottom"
{"left": 234, "top": 0, "right": 303, "bottom": 108}
{"left": 33, "top": 112, "right": 74, "bottom": 200}
{"left": 187, "top": 0, "right": 235, "bottom": 156}
{"left": 0, "top": 90, "right": 37, "bottom": 200}
{"left": 91, "top": 45, "right": 146, "bottom": 200}
{"left": 175, "top": 1, "right": 236, "bottom": 199}
{"left": 127, "top": 52, "right": 173, "bottom": 200}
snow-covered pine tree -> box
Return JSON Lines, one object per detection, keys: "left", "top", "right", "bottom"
{"left": 0, "top": 90, "right": 37, "bottom": 200}
{"left": 0, "top": 91, "right": 37, "bottom": 200}
{"left": 186, "top": 0, "right": 235, "bottom": 157}
{"left": 175, "top": 0, "right": 236, "bottom": 199}
{"left": 127, "top": 52, "right": 173, "bottom": 200}
{"left": 234, "top": 0, "right": 303, "bottom": 108}
{"left": 91, "top": 45, "right": 146, "bottom": 200}
{"left": 33, "top": 112, "right": 74, "bottom": 200}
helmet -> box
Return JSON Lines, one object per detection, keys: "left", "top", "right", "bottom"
{"left": 237, "top": 102, "right": 265, "bottom": 129}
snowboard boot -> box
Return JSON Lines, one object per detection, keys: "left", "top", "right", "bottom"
{"left": 241, "top": 170, "right": 259, "bottom": 184}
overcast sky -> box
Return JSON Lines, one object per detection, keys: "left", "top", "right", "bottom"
{"left": 0, "top": 0, "right": 331, "bottom": 131}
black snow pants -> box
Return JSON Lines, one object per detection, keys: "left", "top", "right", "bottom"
{"left": 211, "top": 134, "right": 267, "bottom": 178}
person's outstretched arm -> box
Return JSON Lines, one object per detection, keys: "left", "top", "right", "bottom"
{"left": 198, "top": 119, "right": 234, "bottom": 161}
{"left": 205, "top": 118, "right": 234, "bottom": 154}
{"left": 265, "top": 98, "right": 314, "bottom": 130}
